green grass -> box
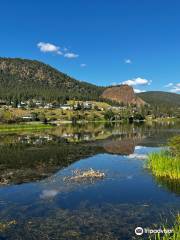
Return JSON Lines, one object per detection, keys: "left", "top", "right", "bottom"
{"left": 148, "top": 214, "right": 180, "bottom": 240}
{"left": 0, "top": 123, "right": 53, "bottom": 132}
{"left": 147, "top": 151, "right": 180, "bottom": 180}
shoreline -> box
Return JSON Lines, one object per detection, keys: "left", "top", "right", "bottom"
{"left": 0, "top": 117, "right": 179, "bottom": 132}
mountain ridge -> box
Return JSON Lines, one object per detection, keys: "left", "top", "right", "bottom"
{"left": 0, "top": 57, "right": 179, "bottom": 109}
{"left": 137, "top": 91, "right": 180, "bottom": 108}
{"left": 0, "top": 57, "right": 104, "bottom": 102}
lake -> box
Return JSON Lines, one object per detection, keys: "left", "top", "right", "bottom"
{"left": 0, "top": 121, "right": 180, "bottom": 240}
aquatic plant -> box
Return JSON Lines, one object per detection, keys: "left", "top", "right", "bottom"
{"left": 147, "top": 135, "right": 180, "bottom": 180}
{"left": 148, "top": 151, "right": 180, "bottom": 180}
{"left": 148, "top": 214, "right": 180, "bottom": 240}
{"left": 0, "top": 220, "right": 16, "bottom": 232}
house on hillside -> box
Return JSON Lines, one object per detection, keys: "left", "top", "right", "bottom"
{"left": 44, "top": 103, "right": 53, "bottom": 109}
{"left": 83, "top": 102, "right": 93, "bottom": 110}
{"left": 17, "top": 102, "right": 28, "bottom": 109}
{"left": 60, "top": 104, "right": 72, "bottom": 110}
{"left": 21, "top": 115, "right": 34, "bottom": 121}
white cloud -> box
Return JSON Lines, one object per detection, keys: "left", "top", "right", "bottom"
{"left": 165, "top": 83, "right": 173, "bottom": 87}
{"left": 127, "top": 153, "right": 147, "bottom": 160}
{"left": 37, "top": 42, "right": 62, "bottom": 55}
{"left": 170, "top": 84, "right": 180, "bottom": 93}
{"left": 37, "top": 42, "right": 80, "bottom": 60}
{"left": 135, "top": 146, "right": 146, "bottom": 150}
{"left": 63, "top": 47, "right": 68, "bottom": 52}
{"left": 134, "top": 89, "right": 146, "bottom": 93}
{"left": 80, "top": 63, "right": 87, "bottom": 67}
{"left": 111, "top": 82, "right": 118, "bottom": 86}
{"left": 40, "top": 189, "right": 59, "bottom": 199}
{"left": 165, "top": 82, "right": 180, "bottom": 93}
{"left": 64, "top": 52, "right": 79, "bottom": 59}
{"left": 122, "top": 77, "right": 151, "bottom": 86}
{"left": 124, "top": 59, "right": 132, "bottom": 64}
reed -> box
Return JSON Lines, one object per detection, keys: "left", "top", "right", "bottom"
{"left": 148, "top": 214, "right": 180, "bottom": 240}
{"left": 148, "top": 151, "right": 180, "bottom": 180}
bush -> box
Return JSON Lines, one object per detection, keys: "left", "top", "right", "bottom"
{"left": 104, "top": 110, "right": 115, "bottom": 121}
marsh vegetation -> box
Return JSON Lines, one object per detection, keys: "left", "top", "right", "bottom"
{"left": 147, "top": 136, "right": 180, "bottom": 180}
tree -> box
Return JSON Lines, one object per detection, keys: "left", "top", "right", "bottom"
{"left": 38, "top": 112, "right": 47, "bottom": 123}
{"left": 104, "top": 110, "right": 115, "bottom": 121}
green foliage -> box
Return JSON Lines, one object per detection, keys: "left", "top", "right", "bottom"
{"left": 104, "top": 110, "right": 115, "bottom": 121}
{"left": 133, "top": 113, "right": 145, "bottom": 121}
{"left": 137, "top": 91, "right": 180, "bottom": 117}
{"left": 38, "top": 112, "right": 47, "bottom": 123}
{"left": 0, "top": 110, "right": 17, "bottom": 123}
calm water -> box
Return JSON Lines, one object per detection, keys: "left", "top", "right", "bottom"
{"left": 0, "top": 122, "right": 180, "bottom": 240}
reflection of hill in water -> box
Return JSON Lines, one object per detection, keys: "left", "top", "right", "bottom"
{"left": 0, "top": 141, "right": 103, "bottom": 185}
{"left": 104, "top": 139, "right": 135, "bottom": 155}
{"left": 0, "top": 121, "right": 179, "bottom": 185}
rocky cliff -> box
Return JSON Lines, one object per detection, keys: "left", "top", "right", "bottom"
{"left": 101, "top": 85, "right": 146, "bottom": 106}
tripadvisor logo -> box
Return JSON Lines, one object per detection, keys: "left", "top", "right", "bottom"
{"left": 135, "top": 226, "right": 173, "bottom": 236}
{"left": 135, "top": 227, "right": 144, "bottom": 236}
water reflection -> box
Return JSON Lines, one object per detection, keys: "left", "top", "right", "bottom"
{"left": 0, "top": 122, "right": 179, "bottom": 185}
{"left": 0, "top": 121, "right": 180, "bottom": 240}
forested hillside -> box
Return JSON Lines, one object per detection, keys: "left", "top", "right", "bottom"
{"left": 137, "top": 91, "right": 180, "bottom": 108}
{"left": 0, "top": 58, "right": 104, "bottom": 103}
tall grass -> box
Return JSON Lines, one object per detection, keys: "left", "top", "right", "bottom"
{"left": 148, "top": 151, "right": 180, "bottom": 180}
{"left": 148, "top": 214, "right": 180, "bottom": 240}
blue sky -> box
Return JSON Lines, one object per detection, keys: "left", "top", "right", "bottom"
{"left": 0, "top": 0, "right": 180, "bottom": 93}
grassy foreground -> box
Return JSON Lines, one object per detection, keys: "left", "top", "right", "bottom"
{"left": 148, "top": 214, "right": 180, "bottom": 240}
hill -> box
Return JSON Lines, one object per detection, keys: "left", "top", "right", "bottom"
{"left": 101, "top": 85, "right": 146, "bottom": 106}
{"left": 0, "top": 58, "right": 179, "bottom": 110}
{"left": 137, "top": 91, "right": 180, "bottom": 108}
{"left": 0, "top": 58, "right": 104, "bottom": 103}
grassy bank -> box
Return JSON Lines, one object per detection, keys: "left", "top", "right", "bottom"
{"left": 147, "top": 136, "right": 180, "bottom": 180}
{"left": 0, "top": 123, "right": 53, "bottom": 132}
{"left": 148, "top": 151, "right": 180, "bottom": 180}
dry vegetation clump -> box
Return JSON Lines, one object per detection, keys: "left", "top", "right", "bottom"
{"left": 63, "top": 168, "right": 105, "bottom": 183}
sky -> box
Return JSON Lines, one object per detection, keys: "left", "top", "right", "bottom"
{"left": 0, "top": 0, "right": 180, "bottom": 93}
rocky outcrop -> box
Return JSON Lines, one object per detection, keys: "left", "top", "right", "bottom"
{"left": 101, "top": 85, "right": 146, "bottom": 106}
